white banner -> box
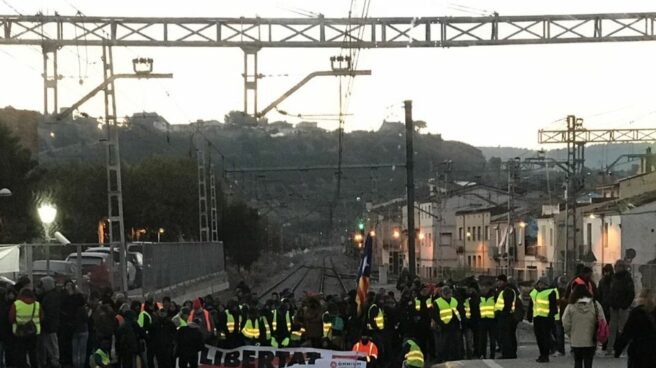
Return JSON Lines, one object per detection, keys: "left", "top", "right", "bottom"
{"left": 0, "top": 245, "right": 19, "bottom": 273}
{"left": 198, "top": 345, "right": 366, "bottom": 368}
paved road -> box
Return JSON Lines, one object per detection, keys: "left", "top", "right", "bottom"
{"left": 432, "top": 344, "right": 627, "bottom": 368}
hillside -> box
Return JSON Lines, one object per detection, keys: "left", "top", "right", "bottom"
{"left": 3, "top": 108, "right": 488, "bottom": 232}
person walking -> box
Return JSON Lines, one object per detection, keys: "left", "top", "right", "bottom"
{"left": 61, "top": 281, "right": 88, "bottom": 368}
{"left": 10, "top": 288, "right": 43, "bottom": 368}
{"left": 597, "top": 264, "right": 614, "bottom": 351}
{"left": 116, "top": 310, "right": 144, "bottom": 368}
{"left": 462, "top": 282, "right": 481, "bottom": 359}
{"left": 494, "top": 275, "right": 519, "bottom": 359}
{"left": 614, "top": 288, "right": 656, "bottom": 368}
{"left": 478, "top": 282, "right": 497, "bottom": 359}
{"left": 38, "top": 276, "right": 61, "bottom": 368}
{"left": 607, "top": 260, "right": 635, "bottom": 355}
{"left": 150, "top": 307, "right": 177, "bottom": 368}
{"left": 562, "top": 284, "right": 605, "bottom": 368}
{"left": 432, "top": 286, "right": 462, "bottom": 363}
{"left": 176, "top": 307, "right": 204, "bottom": 368}
{"left": 528, "top": 277, "right": 559, "bottom": 363}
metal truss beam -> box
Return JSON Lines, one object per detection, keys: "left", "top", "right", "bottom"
{"left": 4, "top": 13, "right": 656, "bottom": 48}
{"left": 539, "top": 128, "right": 656, "bottom": 143}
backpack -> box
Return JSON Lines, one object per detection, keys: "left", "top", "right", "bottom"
{"left": 14, "top": 304, "right": 37, "bottom": 338}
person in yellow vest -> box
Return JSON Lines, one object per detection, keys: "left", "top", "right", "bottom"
{"left": 411, "top": 285, "right": 432, "bottom": 362}
{"left": 270, "top": 307, "right": 292, "bottom": 348}
{"left": 10, "top": 288, "right": 43, "bottom": 368}
{"left": 462, "top": 281, "right": 481, "bottom": 359}
{"left": 365, "top": 293, "right": 386, "bottom": 360}
{"left": 528, "top": 277, "right": 559, "bottom": 363}
{"left": 218, "top": 299, "right": 243, "bottom": 348}
{"left": 432, "top": 286, "right": 462, "bottom": 363}
{"left": 478, "top": 282, "right": 498, "bottom": 359}
{"left": 402, "top": 337, "right": 424, "bottom": 368}
{"left": 241, "top": 305, "right": 262, "bottom": 346}
{"left": 494, "top": 275, "right": 519, "bottom": 359}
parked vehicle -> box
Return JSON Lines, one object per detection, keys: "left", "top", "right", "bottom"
{"left": 83, "top": 247, "right": 138, "bottom": 288}
{"left": 31, "top": 260, "right": 77, "bottom": 286}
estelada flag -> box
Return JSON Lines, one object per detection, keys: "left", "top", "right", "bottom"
{"left": 356, "top": 234, "right": 373, "bottom": 316}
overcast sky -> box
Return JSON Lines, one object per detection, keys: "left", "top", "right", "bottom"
{"left": 2, "top": 0, "right": 656, "bottom": 148}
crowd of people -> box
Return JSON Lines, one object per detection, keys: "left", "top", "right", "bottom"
{"left": 2, "top": 259, "right": 655, "bottom": 368}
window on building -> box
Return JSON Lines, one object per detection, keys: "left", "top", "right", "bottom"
{"left": 477, "top": 226, "right": 482, "bottom": 241}
{"left": 549, "top": 228, "right": 553, "bottom": 247}
{"left": 468, "top": 256, "right": 472, "bottom": 267}
{"left": 467, "top": 227, "right": 471, "bottom": 240}
{"left": 459, "top": 227, "right": 463, "bottom": 240}
{"left": 478, "top": 255, "right": 482, "bottom": 267}
{"left": 485, "top": 226, "right": 489, "bottom": 240}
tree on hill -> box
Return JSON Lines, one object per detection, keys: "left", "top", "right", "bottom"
{"left": 0, "top": 123, "right": 40, "bottom": 242}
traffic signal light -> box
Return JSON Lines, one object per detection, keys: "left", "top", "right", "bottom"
{"left": 358, "top": 221, "right": 365, "bottom": 231}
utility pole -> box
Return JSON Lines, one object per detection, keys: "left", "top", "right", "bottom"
{"left": 404, "top": 100, "right": 416, "bottom": 277}
{"left": 102, "top": 45, "right": 128, "bottom": 293}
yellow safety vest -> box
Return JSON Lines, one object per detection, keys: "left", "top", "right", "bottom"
{"left": 242, "top": 319, "right": 260, "bottom": 340}
{"left": 480, "top": 296, "right": 496, "bottom": 319}
{"left": 414, "top": 298, "right": 421, "bottom": 312}
{"left": 404, "top": 340, "right": 424, "bottom": 368}
{"left": 494, "top": 290, "right": 516, "bottom": 312}
{"left": 12, "top": 300, "right": 41, "bottom": 335}
{"left": 530, "top": 288, "right": 555, "bottom": 318}
{"left": 137, "top": 311, "right": 151, "bottom": 328}
{"left": 367, "top": 305, "right": 385, "bottom": 330}
{"left": 322, "top": 312, "right": 332, "bottom": 337}
{"left": 94, "top": 349, "right": 110, "bottom": 367}
{"left": 464, "top": 298, "right": 471, "bottom": 319}
{"left": 177, "top": 316, "right": 188, "bottom": 329}
{"left": 271, "top": 336, "right": 290, "bottom": 348}
{"left": 435, "top": 297, "right": 460, "bottom": 324}
{"left": 225, "top": 311, "right": 237, "bottom": 333}
{"left": 271, "top": 310, "right": 292, "bottom": 334}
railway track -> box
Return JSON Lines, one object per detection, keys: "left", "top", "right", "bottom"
{"left": 258, "top": 254, "right": 349, "bottom": 300}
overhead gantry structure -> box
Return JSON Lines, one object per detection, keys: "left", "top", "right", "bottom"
{"left": 4, "top": 11, "right": 656, "bottom": 279}
{"left": 4, "top": 12, "right": 656, "bottom": 116}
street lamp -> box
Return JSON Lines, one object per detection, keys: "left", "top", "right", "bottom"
{"left": 0, "top": 188, "right": 12, "bottom": 197}
{"left": 37, "top": 203, "right": 57, "bottom": 276}
{"left": 157, "top": 228, "right": 165, "bottom": 243}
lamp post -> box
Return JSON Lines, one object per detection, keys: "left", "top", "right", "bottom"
{"left": 38, "top": 203, "right": 57, "bottom": 276}
{"left": 157, "top": 228, "right": 165, "bottom": 243}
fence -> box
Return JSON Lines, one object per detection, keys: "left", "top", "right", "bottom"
{"left": 0, "top": 241, "right": 225, "bottom": 296}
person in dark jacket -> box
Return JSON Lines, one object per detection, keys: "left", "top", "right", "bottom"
{"left": 596, "top": 264, "right": 614, "bottom": 351}
{"left": 176, "top": 308, "right": 204, "bottom": 368}
{"left": 607, "top": 260, "right": 635, "bottom": 355}
{"left": 116, "top": 310, "right": 144, "bottom": 368}
{"left": 614, "top": 288, "right": 656, "bottom": 368}
{"left": 0, "top": 287, "right": 12, "bottom": 368}
{"left": 38, "top": 276, "right": 61, "bottom": 368}
{"left": 495, "top": 275, "right": 519, "bottom": 359}
{"left": 150, "top": 308, "right": 177, "bottom": 368}
{"left": 60, "top": 280, "right": 89, "bottom": 368}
